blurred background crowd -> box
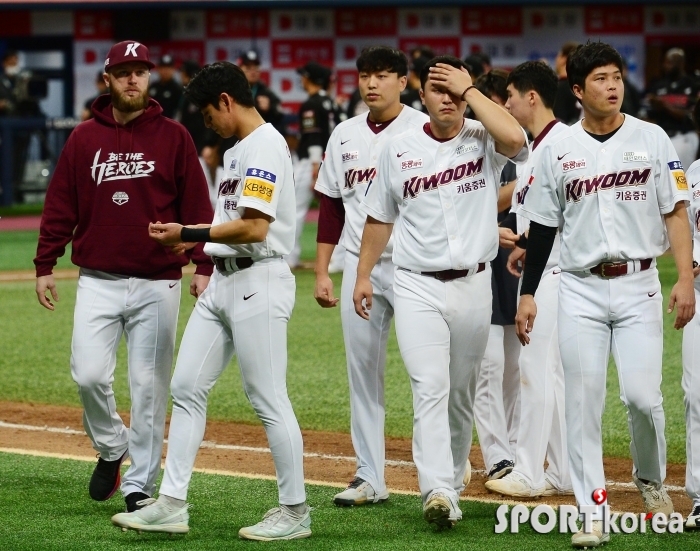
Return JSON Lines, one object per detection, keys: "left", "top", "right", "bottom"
{"left": 0, "top": 4, "right": 698, "bottom": 216}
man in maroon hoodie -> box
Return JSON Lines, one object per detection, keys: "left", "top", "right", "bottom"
{"left": 34, "top": 41, "right": 214, "bottom": 513}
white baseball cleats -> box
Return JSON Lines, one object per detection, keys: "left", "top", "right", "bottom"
{"left": 633, "top": 474, "right": 674, "bottom": 517}
{"left": 238, "top": 506, "right": 312, "bottom": 541}
{"left": 333, "top": 476, "right": 389, "bottom": 506}
{"left": 463, "top": 458, "right": 472, "bottom": 487}
{"left": 571, "top": 520, "right": 610, "bottom": 548}
{"left": 111, "top": 498, "right": 190, "bottom": 534}
{"left": 423, "top": 491, "right": 462, "bottom": 528}
{"left": 485, "top": 471, "right": 544, "bottom": 498}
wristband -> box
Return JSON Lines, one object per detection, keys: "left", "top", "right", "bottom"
{"left": 461, "top": 85, "right": 477, "bottom": 101}
{"left": 181, "top": 226, "right": 212, "bottom": 243}
{"left": 518, "top": 233, "right": 528, "bottom": 249}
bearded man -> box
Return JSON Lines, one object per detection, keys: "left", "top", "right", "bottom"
{"left": 34, "top": 41, "right": 214, "bottom": 513}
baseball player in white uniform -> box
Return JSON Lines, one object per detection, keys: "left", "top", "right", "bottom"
{"left": 485, "top": 61, "right": 572, "bottom": 498}
{"left": 354, "top": 55, "right": 527, "bottom": 528}
{"left": 515, "top": 43, "right": 694, "bottom": 548}
{"left": 314, "top": 46, "right": 428, "bottom": 506}
{"left": 682, "top": 102, "right": 700, "bottom": 530}
{"left": 112, "top": 62, "right": 311, "bottom": 541}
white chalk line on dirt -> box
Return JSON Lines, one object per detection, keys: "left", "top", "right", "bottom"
{"left": 0, "top": 420, "right": 415, "bottom": 467}
{"left": 0, "top": 420, "right": 688, "bottom": 495}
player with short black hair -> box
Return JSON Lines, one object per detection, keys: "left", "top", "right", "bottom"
{"left": 516, "top": 40, "right": 694, "bottom": 548}
{"left": 355, "top": 55, "right": 528, "bottom": 528}
{"left": 315, "top": 44, "right": 428, "bottom": 507}
{"left": 356, "top": 46, "right": 409, "bottom": 78}
{"left": 184, "top": 61, "right": 255, "bottom": 110}
{"left": 507, "top": 61, "right": 558, "bottom": 110}
{"left": 565, "top": 41, "right": 624, "bottom": 94}
{"left": 112, "top": 58, "right": 310, "bottom": 541}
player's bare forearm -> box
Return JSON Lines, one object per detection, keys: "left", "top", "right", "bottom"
{"left": 465, "top": 90, "right": 525, "bottom": 158}
{"left": 36, "top": 274, "right": 59, "bottom": 311}
{"left": 665, "top": 202, "right": 696, "bottom": 328}
{"left": 314, "top": 242, "right": 339, "bottom": 308}
{"left": 209, "top": 215, "right": 270, "bottom": 244}
{"left": 357, "top": 217, "right": 393, "bottom": 278}
{"left": 498, "top": 180, "right": 516, "bottom": 212}
{"left": 515, "top": 294, "right": 537, "bottom": 345}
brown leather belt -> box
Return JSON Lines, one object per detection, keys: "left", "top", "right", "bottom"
{"left": 212, "top": 256, "right": 254, "bottom": 273}
{"left": 590, "top": 258, "right": 652, "bottom": 278}
{"left": 420, "top": 263, "right": 486, "bottom": 281}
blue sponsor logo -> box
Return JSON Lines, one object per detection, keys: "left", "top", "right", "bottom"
{"left": 668, "top": 161, "right": 684, "bottom": 171}
{"left": 246, "top": 168, "right": 276, "bottom": 183}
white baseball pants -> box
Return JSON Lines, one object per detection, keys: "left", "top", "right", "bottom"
{"left": 340, "top": 251, "right": 394, "bottom": 495}
{"left": 159, "top": 258, "right": 306, "bottom": 505}
{"left": 287, "top": 157, "right": 313, "bottom": 268}
{"left": 512, "top": 268, "right": 570, "bottom": 491}
{"left": 393, "top": 267, "right": 492, "bottom": 503}
{"left": 682, "top": 283, "right": 700, "bottom": 506}
{"left": 71, "top": 269, "right": 181, "bottom": 497}
{"left": 474, "top": 324, "right": 520, "bottom": 471}
{"left": 558, "top": 268, "right": 665, "bottom": 520}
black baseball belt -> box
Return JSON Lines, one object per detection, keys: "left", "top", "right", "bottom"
{"left": 589, "top": 258, "right": 652, "bottom": 278}
{"left": 402, "top": 263, "right": 486, "bottom": 282}
{"left": 212, "top": 256, "right": 254, "bottom": 273}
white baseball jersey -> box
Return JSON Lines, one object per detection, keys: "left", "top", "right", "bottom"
{"left": 687, "top": 160, "right": 700, "bottom": 267}
{"left": 315, "top": 106, "right": 429, "bottom": 259}
{"left": 519, "top": 115, "right": 689, "bottom": 272}
{"left": 204, "top": 123, "right": 295, "bottom": 260}
{"left": 362, "top": 120, "right": 528, "bottom": 272}
{"left": 512, "top": 120, "right": 569, "bottom": 270}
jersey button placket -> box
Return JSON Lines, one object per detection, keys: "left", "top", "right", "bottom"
{"left": 598, "top": 149, "right": 615, "bottom": 260}
{"left": 442, "top": 185, "right": 461, "bottom": 268}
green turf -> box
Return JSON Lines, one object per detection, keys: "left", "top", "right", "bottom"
{"left": 0, "top": 452, "right": 695, "bottom": 551}
{"left": 0, "top": 225, "right": 691, "bottom": 462}
{"left": 0, "top": 230, "right": 75, "bottom": 272}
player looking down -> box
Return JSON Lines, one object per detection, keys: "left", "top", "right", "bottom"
{"left": 314, "top": 46, "right": 428, "bottom": 507}
{"left": 354, "top": 55, "right": 528, "bottom": 528}
{"left": 112, "top": 61, "right": 310, "bottom": 541}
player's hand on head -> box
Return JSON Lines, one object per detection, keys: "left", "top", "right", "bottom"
{"left": 149, "top": 222, "right": 184, "bottom": 246}
{"left": 36, "top": 274, "right": 58, "bottom": 311}
{"left": 314, "top": 275, "right": 339, "bottom": 308}
{"left": 515, "top": 295, "right": 537, "bottom": 345}
{"left": 353, "top": 276, "right": 373, "bottom": 320}
{"left": 507, "top": 247, "right": 526, "bottom": 278}
{"left": 428, "top": 63, "right": 472, "bottom": 97}
{"left": 668, "top": 278, "right": 696, "bottom": 330}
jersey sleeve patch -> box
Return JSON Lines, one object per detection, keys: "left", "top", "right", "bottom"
{"left": 245, "top": 168, "right": 276, "bottom": 183}
{"left": 243, "top": 178, "right": 275, "bottom": 202}
{"left": 668, "top": 161, "right": 688, "bottom": 191}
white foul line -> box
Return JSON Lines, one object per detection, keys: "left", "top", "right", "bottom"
{"left": 0, "top": 420, "right": 415, "bottom": 468}
{"left": 0, "top": 420, "right": 687, "bottom": 493}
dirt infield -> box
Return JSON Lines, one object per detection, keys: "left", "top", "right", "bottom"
{"left": 0, "top": 400, "right": 691, "bottom": 514}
